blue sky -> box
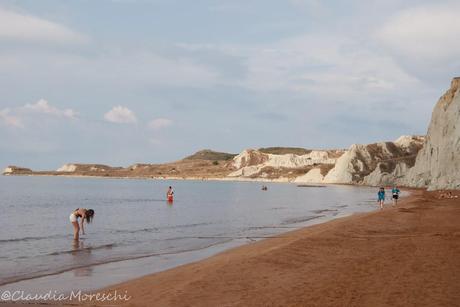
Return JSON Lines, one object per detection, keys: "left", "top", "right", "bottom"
{"left": 1, "top": 0, "right": 459, "bottom": 169}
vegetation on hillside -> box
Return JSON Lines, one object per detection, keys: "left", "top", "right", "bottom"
{"left": 184, "top": 150, "right": 237, "bottom": 161}
{"left": 258, "top": 147, "right": 313, "bottom": 155}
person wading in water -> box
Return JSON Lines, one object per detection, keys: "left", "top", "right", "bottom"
{"left": 69, "top": 208, "right": 95, "bottom": 241}
{"left": 166, "top": 186, "right": 174, "bottom": 202}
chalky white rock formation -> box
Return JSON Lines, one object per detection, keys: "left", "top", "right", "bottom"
{"left": 403, "top": 77, "right": 460, "bottom": 190}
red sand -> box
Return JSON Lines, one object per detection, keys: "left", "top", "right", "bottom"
{"left": 3, "top": 190, "right": 460, "bottom": 307}
{"left": 93, "top": 190, "right": 460, "bottom": 307}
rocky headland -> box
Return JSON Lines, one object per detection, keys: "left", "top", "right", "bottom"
{"left": 4, "top": 78, "right": 460, "bottom": 191}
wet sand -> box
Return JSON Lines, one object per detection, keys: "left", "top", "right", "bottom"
{"left": 97, "top": 190, "right": 460, "bottom": 307}
{"left": 2, "top": 189, "right": 460, "bottom": 306}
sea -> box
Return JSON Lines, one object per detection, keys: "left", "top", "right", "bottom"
{"left": 0, "top": 175, "right": 385, "bottom": 293}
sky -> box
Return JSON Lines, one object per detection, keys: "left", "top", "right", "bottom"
{"left": 1, "top": 0, "right": 459, "bottom": 169}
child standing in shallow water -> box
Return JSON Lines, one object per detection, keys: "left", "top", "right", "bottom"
{"left": 377, "top": 187, "right": 385, "bottom": 210}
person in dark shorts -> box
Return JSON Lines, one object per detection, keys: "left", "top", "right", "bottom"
{"left": 392, "top": 186, "right": 400, "bottom": 206}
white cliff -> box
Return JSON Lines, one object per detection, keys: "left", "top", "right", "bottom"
{"left": 228, "top": 149, "right": 343, "bottom": 179}
{"left": 227, "top": 136, "right": 425, "bottom": 184}
{"left": 293, "top": 168, "right": 325, "bottom": 183}
{"left": 323, "top": 136, "right": 424, "bottom": 185}
{"left": 363, "top": 161, "right": 410, "bottom": 186}
{"left": 56, "top": 163, "right": 113, "bottom": 173}
{"left": 2, "top": 166, "right": 32, "bottom": 175}
{"left": 403, "top": 77, "right": 460, "bottom": 190}
{"left": 3, "top": 167, "right": 14, "bottom": 174}
{"left": 56, "top": 164, "right": 77, "bottom": 172}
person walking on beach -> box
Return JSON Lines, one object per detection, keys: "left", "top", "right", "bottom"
{"left": 377, "top": 187, "right": 385, "bottom": 210}
{"left": 166, "top": 186, "right": 174, "bottom": 202}
{"left": 69, "top": 208, "right": 95, "bottom": 241}
{"left": 392, "top": 186, "right": 400, "bottom": 206}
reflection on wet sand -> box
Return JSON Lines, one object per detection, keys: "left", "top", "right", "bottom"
{"left": 72, "top": 240, "right": 83, "bottom": 255}
{"left": 74, "top": 265, "right": 94, "bottom": 277}
{"left": 72, "top": 240, "right": 94, "bottom": 277}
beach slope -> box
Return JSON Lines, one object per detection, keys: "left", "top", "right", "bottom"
{"left": 97, "top": 190, "right": 460, "bottom": 307}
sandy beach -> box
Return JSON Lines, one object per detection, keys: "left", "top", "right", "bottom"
{"left": 90, "top": 189, "right": 459, "bottom": 307}
{"left": 2, "top": 189, "right": 459, "bottom": 307}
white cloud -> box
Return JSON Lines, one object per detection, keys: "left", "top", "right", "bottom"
{"left": 0, "top": 7, "right": 88, "bottom": 44}
{"left": 23, "top": 99, "right": 77, "bottom": 118}
{"left": 0, "top": 49, "right": 220, "bottom": 90}
{"left": 377, "top": 4, "right": 460, "bottom": 61}
{"left": 104, "top": 106, "right": 137, "bottom": 124}
{"left": 148, "top": 118, "right": 173, "bottom": 130}
{"left": 103, "top": 51, "right": 219, "bottom": 88}
{"left": 0, "top": 108, "right": 23, "bottom": 128}
{"left": 0, "top": 99, "right": 77, "bottom": 128}
{"left": 179, "top": 35, "right": 418, "bottom": 99}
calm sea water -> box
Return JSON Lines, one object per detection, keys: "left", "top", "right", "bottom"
{"left": 0, "top": 176, "right": 380, "bottom": 287}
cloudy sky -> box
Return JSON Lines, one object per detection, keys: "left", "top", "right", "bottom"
{"left": 1, "top": 0, "right": 459, "bottom": 169}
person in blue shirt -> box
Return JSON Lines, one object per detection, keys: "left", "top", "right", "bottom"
{"left": 392, "top": 186, "right": 400, "bottom": 206}
{"left": 377, "top": 187, "right": 385, "bottom": 209}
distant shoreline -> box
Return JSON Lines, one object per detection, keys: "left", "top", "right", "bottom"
{"left": 2, "top": 172, "right": 293, "bottom": 183}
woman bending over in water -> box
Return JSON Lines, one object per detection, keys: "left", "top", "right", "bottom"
{"left": 69, "top": 208, "right": 95, "bottom": 241}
